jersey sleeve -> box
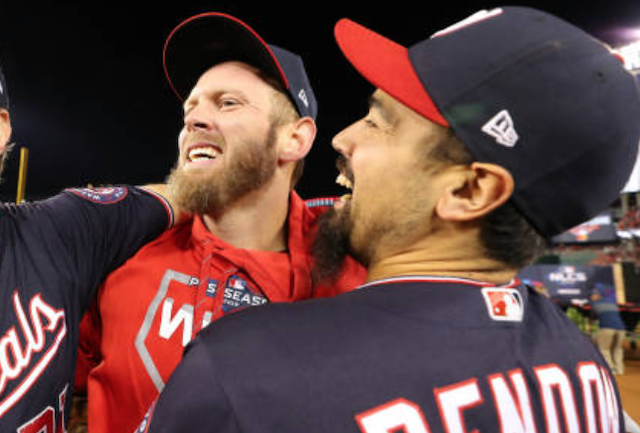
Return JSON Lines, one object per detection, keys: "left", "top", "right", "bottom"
{"left": 137, "top": 340, "right": 240, "bottom": 433}
{"left": 4, "top": 185, "right": 173, "bottom": 311}
{"left": 62, "top": 186, "right": 173, "bottom": 308}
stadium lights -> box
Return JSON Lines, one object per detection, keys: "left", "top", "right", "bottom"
{"left": 614, "top": 39, "right": 640, "bottom": 71}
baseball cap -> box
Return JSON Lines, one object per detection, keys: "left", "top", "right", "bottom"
{"left": 335, "top": 7, "right": 640, "bottom": 237}
{"left": 163, "top": 12, "right": 317, "bottom": 119}
{"left": 0, "top": 61, "right": 8, "bottom": 110}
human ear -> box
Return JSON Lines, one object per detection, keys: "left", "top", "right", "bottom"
{"left": 0, "top": 109, "right": 11, "bottom": 146}
{"left": 436, "top": 162, "right": 514, "bottom": 221}
{"left": 278, "top": 117, "right": 316, "bottom": 163}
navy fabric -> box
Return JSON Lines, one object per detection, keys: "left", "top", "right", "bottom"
{"left": 141, "top": 277, "right": 624, "bottom": 432}
{"left": 0, "top": 186, "right": 169, "bottom": 431}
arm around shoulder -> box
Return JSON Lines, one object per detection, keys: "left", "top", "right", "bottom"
{"left": 140, "top": 184, "right": 190, "bottom": 225}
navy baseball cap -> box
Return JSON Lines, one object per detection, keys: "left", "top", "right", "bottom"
{"left": 335, "top": 7, "right": 640, "bottom": 237}
{"left": 163, "top": 12, "right": 317, "bottom": 120}
{"left": 0, "top": 61, "right": 8, "bottom": 110}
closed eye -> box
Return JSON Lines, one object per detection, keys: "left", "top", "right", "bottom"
{"left": 219, "top": 98, "right": 242, "bottom": 110}
{"left": 364, "top": 118, "right": 378, "bottom": 128}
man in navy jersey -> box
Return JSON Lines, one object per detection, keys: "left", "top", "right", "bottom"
{"left": 138, "top": 7, "right": 640, "bottom": 432}
{"left": 0, "top": 59, "right": 182, "bottom": 432}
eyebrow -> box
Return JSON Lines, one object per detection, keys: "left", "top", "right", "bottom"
{"left": 183, "top": 88, "right": 251, "bottom": 113}
{"left": 367, "top": 94, "right": 396, "bottom": 126}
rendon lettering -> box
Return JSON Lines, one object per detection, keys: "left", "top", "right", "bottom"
{"left": 356, "top": 363, "right": 619, "bottom": 433}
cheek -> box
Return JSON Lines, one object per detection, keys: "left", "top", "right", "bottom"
{"left": 177, "top": 128, "right": 188, "bottom": 154}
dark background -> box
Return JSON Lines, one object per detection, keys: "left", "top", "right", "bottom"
{"left": 0, "top": 2, "right": 639, "bottom": 202}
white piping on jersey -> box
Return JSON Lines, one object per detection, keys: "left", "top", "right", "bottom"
{"left": 357, "top": 275, "right": 519, "bottom": 290}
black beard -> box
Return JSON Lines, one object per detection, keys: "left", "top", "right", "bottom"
{"left": 311, "top": 205, "right": 355, "bottom": 286}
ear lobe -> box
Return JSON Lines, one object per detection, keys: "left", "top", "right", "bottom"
{"left": 278, "top": 117, "right": 316, "bottom": 163}
{"left": 0, "top": 109, "right": 11, "bottom": 146}
{"left": 436, "top": 162, "right": 514, "bottom": 222}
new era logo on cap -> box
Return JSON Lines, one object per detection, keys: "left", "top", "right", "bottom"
{"left": 298, "top": 89, "right": 309, "bottom": 108}
{"left": 431, "top": 8, "right": 504, "bottom": 38}
{"left": 481, "top": 110, "right": 519, "bottom": 147}
{"left": 335, "top": 7, "right": 640, "bottom": 237}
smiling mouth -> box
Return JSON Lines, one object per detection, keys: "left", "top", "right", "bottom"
{"left": 335, "top": 173, "right": 353, "bottom": 205}
{"left": 336, "top": 173, "right": 353, "bottom": 190}
{"left": 186, "top": 144, "right": 222, "bottom": 163}
{"left": 335, "top": 157, "right": 354, "bottom": 205}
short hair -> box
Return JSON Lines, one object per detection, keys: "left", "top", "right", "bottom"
{"left": 258, "top": 71, "right": 305, "bottom": 187}
{"left": 427, "top": 129, "right": 548, "bottom": 269}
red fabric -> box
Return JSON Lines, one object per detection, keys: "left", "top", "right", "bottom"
{"left": 76, "top": 192, "right": 366, "bottom": 433}
{"left": 334, "top": 18, "right": 449, "bottom": 126}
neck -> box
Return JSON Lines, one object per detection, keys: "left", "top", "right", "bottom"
{"left": 366, "top": 227, "right": 518, "bottom": 286}
{"left": 202, "top": 175, "right": 291, "bottom": 252}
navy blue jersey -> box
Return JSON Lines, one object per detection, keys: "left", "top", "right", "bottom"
{"left": 0, "top": 186, "right": 172, "bottom": 432}
{"left": 140, "top": 276, "right": 624, "bottom": 433}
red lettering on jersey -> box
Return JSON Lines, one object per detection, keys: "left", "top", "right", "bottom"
{"left": 434, "top": 378, "right": 483, "bottom": 433}
{"left": 534, "top": 364, "right": 580, "bottom": 433}
{"left": 17, "top": 385, "right": 68, "bottom": 433}
{"left": 488, "top": 369, "right": 537, "bottom": 433}
{"left": 18, "top": 407, "right": 54, "bottom": 433}
{"left": 578, "top": 362, "right": 610, "bottom": 433}
{"left": 0, "top": 292, "right": 66, "bottom": 418}
{"left": 354, "top": 362, "right": 620, "bottom": 433}
{"left": 356, "top": 398, "right": 432, "bottom": 433}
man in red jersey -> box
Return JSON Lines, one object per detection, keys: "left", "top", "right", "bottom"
{"left": 72, "top": 12, "right": 366, "bottom": 433}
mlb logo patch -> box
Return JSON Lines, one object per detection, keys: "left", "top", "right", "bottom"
{"left": 481, "top": 288, "right": 524, "bottom": 322}
{"left": 228, "top": 276, "right": 246, "bottom": 290}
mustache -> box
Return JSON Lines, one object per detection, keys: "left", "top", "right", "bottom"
{"left": 182, "top": 131, "right": 225, "bottom": 150}
{"left": 336, "top": 156, "right": 354, "bottom": 184}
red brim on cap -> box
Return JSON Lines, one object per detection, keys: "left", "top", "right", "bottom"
{"left": 334, "top": 19, "right": 449, "bottom": 127}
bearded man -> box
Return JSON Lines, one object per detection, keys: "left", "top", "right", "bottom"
{"left": 73, "top": 12, "right": 365, "bottom": 433}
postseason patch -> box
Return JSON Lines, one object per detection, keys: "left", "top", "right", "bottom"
{"left": 67, "top": 186, "right": 128, "bottom": 204}
{"left": 222, "top": 275, "right": 268, "bottom": 313}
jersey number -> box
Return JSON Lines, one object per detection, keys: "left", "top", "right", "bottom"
{"left": 17, "top": 386, "right": 67, "bottom": 433}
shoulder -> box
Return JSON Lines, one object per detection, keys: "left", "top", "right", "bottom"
{"left": 105, "top": 220, "right": 194, "bottom": 269}
{"left": 196, "top": 292, "right": 359, "bottom": 350}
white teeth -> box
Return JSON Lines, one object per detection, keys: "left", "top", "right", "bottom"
{"left": 336, "top": 173, "right": 353, "bottom": 190}
{"left": 188, "top": 146, "right": 220, "bottom": 162}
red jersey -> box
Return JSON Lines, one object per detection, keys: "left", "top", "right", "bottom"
{"left": 76, "top": 193, "right": 366, "bottom": 433}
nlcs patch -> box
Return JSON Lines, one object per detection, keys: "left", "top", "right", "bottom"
{"left": 67, "top": 186, "right": 128, "bottom": 204}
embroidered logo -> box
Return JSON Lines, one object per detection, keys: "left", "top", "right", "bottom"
{"left": 222, "top": 276, "right": 268, "bottom": 313}
{"left": 298, "top": 89, "right": 309, "bottom": 108}
{"left": 481, "top": 110, "right": 519, "bottom": 147}
{"left": 481, "top": 288, "right": 524, "bottom": 322}
{"left": 432, "top": 8, "right": 504, "bottom": 38}
{"left": 67, "top": 186, "right": 128, "bottom": 204}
